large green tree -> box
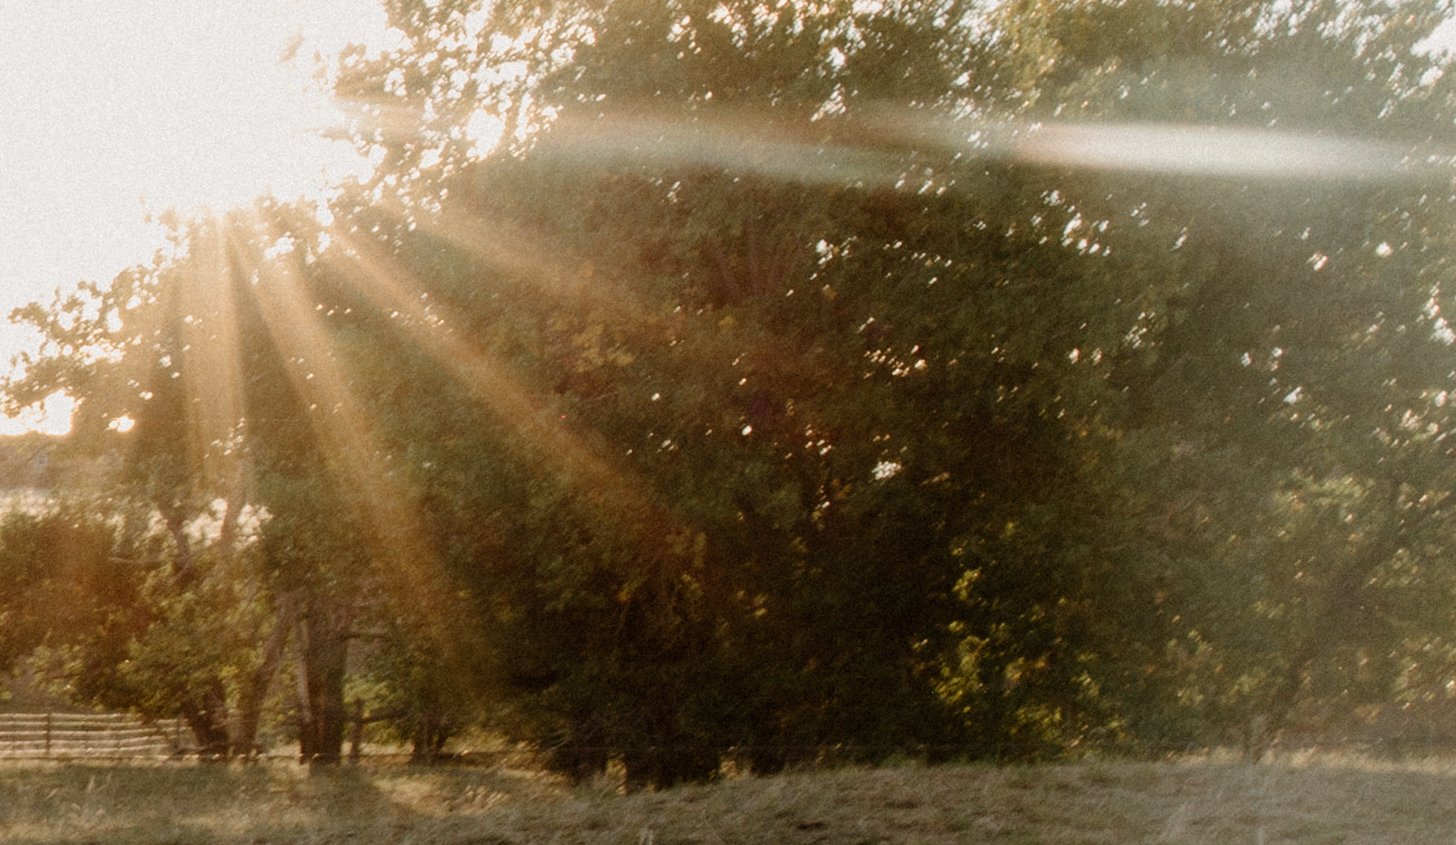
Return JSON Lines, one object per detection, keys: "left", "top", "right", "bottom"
{"left": 329, "top": 0, "right": 1456, "bottom": 774}
{"left": 6, "top": 0, "right": 1456, "bottom": 782}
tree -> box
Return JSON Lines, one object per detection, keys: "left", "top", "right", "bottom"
{"left": 7, "top": 0, "right": 1455, "bottom": 781}
{"left": 328, "top": 0, "right": 1156, "bottom": 779}
{"left": 333, "top": 0, "right": 1456, "bottom": 773}
{"left": 981, "top": 0, "right": 1456, "bottom": 749}
{"left": 3, "top": 208, "right": 386, "bottom": 762}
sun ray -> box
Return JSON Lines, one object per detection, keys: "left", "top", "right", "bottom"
{"left": 223, "top": 212, "right": 478, "bottom": 669}
{"left": 293, "top": 208, "right": 668, "bottom": 530}
{"left": 370, "top": 192, "right": 657, "bottom": 339}
{"left": 176, "top": 217, "right": 248, "bottom": 489}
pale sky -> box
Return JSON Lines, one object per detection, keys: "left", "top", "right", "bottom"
{"left": 0, "top": 0, "right": 396, "bottom": 434}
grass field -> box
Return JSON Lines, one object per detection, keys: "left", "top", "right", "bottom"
{"left": 0, "top": 752, "right": 1451, "bottom": 844}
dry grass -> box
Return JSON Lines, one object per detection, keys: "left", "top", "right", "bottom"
{"left": 0, "top": 752, "right": 1451, "bottom": 843}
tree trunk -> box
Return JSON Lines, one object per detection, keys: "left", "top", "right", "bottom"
{"left": 233, "top": 599, "right": 294, "bottom": 759}
{"left": 160, "top": 494, "right": 233, "bottom": 758}
{"left": 409, "top": 706, "right": 451, "bottom": 764}
{"left": 1254, "top": 481, "right": 1409, "bottom": 759}
{"left": 297, "top": 600, "right": 351, "bottom": 766}
{"left": 182, "top": 678, "right": 231, "bottom": 759}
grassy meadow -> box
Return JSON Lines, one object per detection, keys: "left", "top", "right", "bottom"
{"left": 0, "top": 753, "right": 1451, "bottom": 844}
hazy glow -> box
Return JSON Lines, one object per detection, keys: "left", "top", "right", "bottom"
{"left": 0, "top": 0, "right": 394, "bottom": 434}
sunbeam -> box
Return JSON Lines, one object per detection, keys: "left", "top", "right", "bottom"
{"left": 370, "top": 192, "right": 657, "bottom": 336}
{"left": 292, "top": 206, "right": 669, "bottom": 530}
{"left": 223, "top": 212, "right": 472, "bottom": 665}
{"left": 176, "top": 218, "right": 248, "bottom": 487}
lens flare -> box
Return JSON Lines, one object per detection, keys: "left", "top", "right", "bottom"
{"left": 542, "top": 110, "right": 910, "bottom": 188}
{"left": 1008, "top": 122, "right": 1418, "bottom": 182}
{"left": 536, "top": 106, "right": 1431, "bottom": 186}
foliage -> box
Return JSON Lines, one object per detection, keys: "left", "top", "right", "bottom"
{"left": 3, "top": 0, "right": 1456, "bottom": 784}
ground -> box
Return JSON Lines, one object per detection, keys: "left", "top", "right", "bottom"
{"left": 0, "top": 752, "right": 1450, "bottom": 843}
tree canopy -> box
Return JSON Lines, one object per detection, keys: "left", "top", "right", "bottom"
{"left": 3, "top": 0, "right": 1456, "bottom": 784}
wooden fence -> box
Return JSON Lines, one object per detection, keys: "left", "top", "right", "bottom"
{"left": 0, "top": 712, "right": 180, "bottom": 759}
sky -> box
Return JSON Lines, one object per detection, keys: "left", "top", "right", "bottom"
{"left": 0, "top": 0, "right": 396, "bottom": 434}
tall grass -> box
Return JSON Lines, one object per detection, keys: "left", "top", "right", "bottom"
{"left": 0, "top": 752, "right": 1452, "bottom": 843}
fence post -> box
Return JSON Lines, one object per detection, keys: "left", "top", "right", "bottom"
{"left": 43, "top": 713, "right": 51, "bottom": 758}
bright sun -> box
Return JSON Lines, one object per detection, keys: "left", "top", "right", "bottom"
{"left": 0, "top": 0, "right": 393, "bottom": 435}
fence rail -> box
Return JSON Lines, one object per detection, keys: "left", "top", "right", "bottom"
{"left": 0, "top": 712, "right": 180, "bottom": 759}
